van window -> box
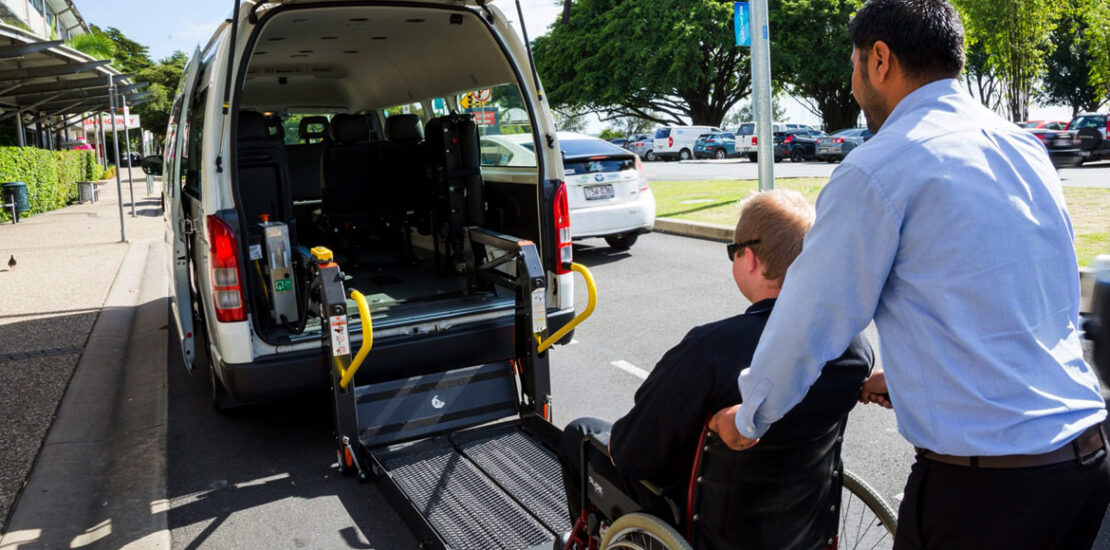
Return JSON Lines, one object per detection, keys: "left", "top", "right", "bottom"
{"left": 468, "top": 83, "right": 535, "bottom": 167}
{"left": 384, "top": 102, "right": 426, "bottom": 122}
{"left": 654, "top": 128, "right": 671, "bottom": 139}
{"left": 282, "top": 113, "right": 335, "bottom": 145}
{"left": 738, "top": 123, "right": 755, "bottom": 135}
{"left": 1072, "top": 115, "right": 1107, "bottom": 129}
{"left": 183, "top": 88, "right": 208, "bottom": 198}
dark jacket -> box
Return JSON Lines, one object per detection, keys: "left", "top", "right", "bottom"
{"left": 609, "top": 298, "right": 873, "bottom": 549}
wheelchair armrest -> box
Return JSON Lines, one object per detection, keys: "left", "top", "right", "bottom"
{"left": 586, "top": 433, "right": 608, "bottom": 455}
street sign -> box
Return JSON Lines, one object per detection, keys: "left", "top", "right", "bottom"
{"left": 82, "top": 114, "right": 140, "bottom": 133}
{"left": 734, "top": 2, "right": 751, "bottom": 47}
{"left": 473, "top": 88, "right": 492, "bottom": 102}
{"left": 471, "top": 109, "right": 496, "bottom": 126}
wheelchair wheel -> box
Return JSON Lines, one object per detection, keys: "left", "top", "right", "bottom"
{"left": 599, "top": 513, "right": 693, "bottom": 550}
{"left": 840, "top": 469, "right": 898, "bottom": 549}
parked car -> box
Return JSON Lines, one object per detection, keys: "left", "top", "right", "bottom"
{"left": 608, "top": 137, "right": 630, "bottom": 149}
{"left": 774, "top": 129, "right": 827, "bottom": 162}
{"left": 559, "top": 132, "right": 655, "bottom": 249}
{"left": 1026, "top": 128, "right": 1084, "bottom": 168}
{"left": 626, "top": 133, "right": 654, "bottom": 161}
{"left": 815, "top": 128, "right": 873, "bottom": 162}
{"left": 693, "top": 131, "right": 738, "bottom": 159}
{"left": 1068, "top": 112, "right": 1110, "bottom": 164}
{"left": 1018, "top": 120, "right": 1069, "bottom": 130}
{"left": 735, "top": 121, "right": 789, "bottom": 161}
{"left": 653, "top": 125, "right": 723, "bottom": 161}
{"left": 154, "top": 0, "right": 577, "bottom": 408}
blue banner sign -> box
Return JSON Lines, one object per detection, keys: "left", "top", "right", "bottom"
{"left": 734, "top": 2, "right": 751, "bottom": 47}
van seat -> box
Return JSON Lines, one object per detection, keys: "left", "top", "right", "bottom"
{"left": 321, "top": 113, "right": 376, "bottom": 235}
{"left": 378, "top": 114, "right": 429, "bottom": 232}
{"left": 237, "top": 110, "right": 294, "bottom": 236}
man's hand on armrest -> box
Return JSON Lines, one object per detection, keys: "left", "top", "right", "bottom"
{"left": 859, "top": 371, "right": 892, "bottom": 409}
{"left": 709, "top": 405, "right": 759, "bottom": 451}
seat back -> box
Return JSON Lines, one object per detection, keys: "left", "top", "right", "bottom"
{"left": 236, "top": 110, "right": 294, "bottom": 237}
{"left": 377, "top": 114, "right": 429, "bottom": 229}
{"left": 321, "top": 113, "right": 374, "bottom": 226}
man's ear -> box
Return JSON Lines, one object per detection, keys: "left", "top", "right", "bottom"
{"left": 745, "top": 248, "right": 760, "bottom": 275}
{"left": 870, "top": 40, "right": 893, "bottom": 83}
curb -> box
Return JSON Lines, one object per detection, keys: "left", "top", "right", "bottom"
{"left": 656, "top": 218, "right": 1099, "bottom": 312}
{"left": 653, "top": 217, "right": 733, "bottom": 243}
{"left": 0, "top": 241, "right": 169, "bottom": 549}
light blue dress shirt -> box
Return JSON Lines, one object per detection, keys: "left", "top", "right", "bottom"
{"left": 735, "top": 78, "right": 1106, "bottom": 456}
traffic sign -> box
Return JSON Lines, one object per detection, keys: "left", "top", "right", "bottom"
{"left": 473, "top": 88, "right": 492, "bottom": 102}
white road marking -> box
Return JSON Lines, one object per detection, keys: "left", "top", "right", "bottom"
{"left": 610, "top": 360, "right": 648, "bottom": 380}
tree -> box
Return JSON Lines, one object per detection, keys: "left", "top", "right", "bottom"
{"left": 963, "top": 39, "right": 1003, "bottom": 112}
{"left": 952, "top": 0, "right": 1062, "bottom": 122}
{"left": 130, "top": 51, "right": 187, "bottom": 143}
{"left": 67, "top": 33, "right": 115, "bottom": 60}
{"left": 769, "top": 0, "right": 864, "bottom": 132}
{"left": 598, "top": 128, "right": 624, "bottom": 140}
{"left": 553, "top": 108, "right": 590, "bottom": 132}
{"left": 729, "top": 95, "right": 788, "bottom": 128}
{"left": 1085, "top": 0, "right": 1110, "bottom": 111}
{"left": 1041, "top": 2, "right": 1107, "bottom": 117}
{"left": 534, "top": 0, "right": 751, "bottom": 127}
{"left": 91, "top": 25, "right": 153, "bottom": 74}
{"left": 607, "top": 116, "right": 655, "bottom": 136}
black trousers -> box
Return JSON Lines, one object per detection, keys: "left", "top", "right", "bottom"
{"left": 893, "top": 447, "right": 1110, "bottom": 549}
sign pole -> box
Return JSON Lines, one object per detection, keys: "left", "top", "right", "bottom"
{"left": 749, "top": 0, "right": 774, "bottom": 191}
{"left": 122, "top": 98, "right": 136, "bottom": 216}
{"left": 108, "top": 74, "right": 127, "bottom": 242}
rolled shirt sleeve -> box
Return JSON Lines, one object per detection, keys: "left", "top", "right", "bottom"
{"left": 734, "top": 164, "right": 902, "bottom": 439}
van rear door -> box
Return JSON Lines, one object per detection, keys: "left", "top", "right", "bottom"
{"left": 165, "top": 48, "right": 203, "bottom": 371}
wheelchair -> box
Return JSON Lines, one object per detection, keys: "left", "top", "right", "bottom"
{"left": 562, "top": 426, "right": 898, "bottom": 550}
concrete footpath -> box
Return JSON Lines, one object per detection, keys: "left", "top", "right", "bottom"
{"left": 0, "top": 175, "right": 169, "bottom": 549}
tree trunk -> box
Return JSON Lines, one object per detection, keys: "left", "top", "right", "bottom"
{"left": 561, "top": 0, "right": 572, "bottom": 24}
{"left": 819, "top": 99, "right": 861, "bottom": 133}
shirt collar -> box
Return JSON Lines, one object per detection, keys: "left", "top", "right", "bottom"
{"left": 879, "top": 78, "right": 963, "bottom": 133}
{"left": 746, "top": 298, "right": 776, "bottom": 315}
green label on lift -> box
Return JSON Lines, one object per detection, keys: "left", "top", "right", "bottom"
{"left": 275, "top": 278, "right": 292, "bottom": 292}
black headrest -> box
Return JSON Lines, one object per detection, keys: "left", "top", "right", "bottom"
{"left": 329, "top": 114, "right": 369, "bottom": 144}
{"left": 238, "top": 111, "right": 267, "bottom": 141}
{"left": 387, "top": 114, "right": 424, "bottom": 142}
{"left": 298, "top": 116, "right": 329, "bottom": 140}
{"left": 264, "top": 116, "right": 284, "bottom": 141}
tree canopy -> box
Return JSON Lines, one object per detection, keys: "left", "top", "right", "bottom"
{"left": 533, "top": 0, "right": 751, "bottom": 127}
{"left": 1041, "top": 1, "right": 1106, "bottom": 117}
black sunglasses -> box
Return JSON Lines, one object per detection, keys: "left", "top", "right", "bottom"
{"left": 727, "top": 239, "right": 761, "bottom": 261}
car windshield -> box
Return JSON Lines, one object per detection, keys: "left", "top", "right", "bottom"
{"left": 561, "top": 138, "right": 630, "bottom": 158}
{"left": 654, "top": 128, "right": 671, "bottom": 138}
{"left": 1071, "top": 115, "right": 1107, "bottom": 129}
{"left": 1017, "top": 122, "right": 1040, "bottom": 128}
{"left": 738, "top": 123, "right": 755, "bottom": 135}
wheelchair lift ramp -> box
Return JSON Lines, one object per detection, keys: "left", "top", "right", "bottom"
{"left": 373, "top": 422, "right": 571, "bottom": 550}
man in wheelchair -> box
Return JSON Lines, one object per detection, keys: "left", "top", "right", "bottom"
{"left": 558, "top": 190, "right": 874, "bottom": 549}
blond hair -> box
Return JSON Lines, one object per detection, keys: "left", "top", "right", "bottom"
{"left": 734, "top": 190, "right": 816, "bottom": 283}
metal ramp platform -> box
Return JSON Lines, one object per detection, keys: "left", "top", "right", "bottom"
{"left": 374, "top": 421, "right": 572, "bottom": 550}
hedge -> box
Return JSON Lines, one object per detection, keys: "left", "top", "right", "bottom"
{"left": 0, "top": 147, "right": 101, "bottom": 220}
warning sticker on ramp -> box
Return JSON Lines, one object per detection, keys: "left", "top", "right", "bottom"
{"left": 531, "top": 289, "right": 547, "bottom": 334}
{"left": 330, "top": 315, "right": 350, "bottom": 357}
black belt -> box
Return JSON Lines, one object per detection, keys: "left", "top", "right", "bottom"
{"left": 916, "top": 425, "right": 1106, "bottom": 469}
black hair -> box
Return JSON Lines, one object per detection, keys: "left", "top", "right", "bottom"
{"left": 849, "top": 0, "right": 965, "bottom": 81}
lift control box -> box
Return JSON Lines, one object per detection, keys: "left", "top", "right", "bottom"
{"left": 260, "top": 220, "right": 298, "bottom": 323}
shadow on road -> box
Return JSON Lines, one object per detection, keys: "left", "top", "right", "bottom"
{"left": 571, "top": 242, "right": 633, "bottom": 268}
{"left": 166, "top": 317, "right": 415, "bottom": 549}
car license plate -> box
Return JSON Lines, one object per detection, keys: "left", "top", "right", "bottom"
{"left": 818, "top": 147, "right": 830, "bottom": 153}
{"left": 1053, "top": 139, "right": 1071, "bottom": 147}
{"left": 585, "top": 184, "right": 614, "bottom": 200}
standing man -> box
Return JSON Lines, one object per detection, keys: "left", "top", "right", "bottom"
{"left": 710, "top": 1, "right": 1110, "bottom": 548}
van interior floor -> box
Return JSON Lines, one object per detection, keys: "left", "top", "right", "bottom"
{"left": 373, "top": 423, "right": 572, "bottom": 550}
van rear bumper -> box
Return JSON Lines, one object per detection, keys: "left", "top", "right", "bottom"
{"left": 216, "top": 308, "right": 577, "bottom": 405}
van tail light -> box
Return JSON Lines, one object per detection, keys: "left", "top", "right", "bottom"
{"left": 636, "top": 156, "right": 650, "bottom": 191}
{"left": 553, "top": 182, "right": 572, "bottom": 274}
{"left": 668, "top": 137, "right": 674, "bottom": 148}
{"left": 752, "top": 137, "right": 757, "bottom": 145}
{"left": 207, "top": 215, "right": 247, "bottom": 322}
{"left": 785, "top": 135, "right": 794, "bottom": 143}
{"left": 1106, "top": 118, "right": 1109, "bottom": 133}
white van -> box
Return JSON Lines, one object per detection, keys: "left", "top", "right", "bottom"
{"left": 652, "top": 125, "right": 722, "bottom": 161}
{"left": 155, "top": 0, "right": 576, "bottom": 408}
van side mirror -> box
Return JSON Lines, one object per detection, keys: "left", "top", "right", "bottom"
{"left": 141, "top": 155, "right": 163, "bottom": 176}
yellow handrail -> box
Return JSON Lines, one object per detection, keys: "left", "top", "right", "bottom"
{"left": 338, "top": 290, "right": 373, "bottom": 390}
{"left": 536, "top": 262, "right": 597, "bottom": 353}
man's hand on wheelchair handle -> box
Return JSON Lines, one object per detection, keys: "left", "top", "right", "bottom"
{"left": 709, "top": 405, "right": 759, "bottom": 452}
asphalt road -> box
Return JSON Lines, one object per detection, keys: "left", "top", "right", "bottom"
{"left": 166, "top": 232, "right": 915, "bottom": 549}
{"left": 643, "top": 157, "right": 1110, "bottom": 188}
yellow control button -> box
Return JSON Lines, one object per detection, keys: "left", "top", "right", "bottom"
{"left": 310, "top": 246, "right": 333, "bottom": 262}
